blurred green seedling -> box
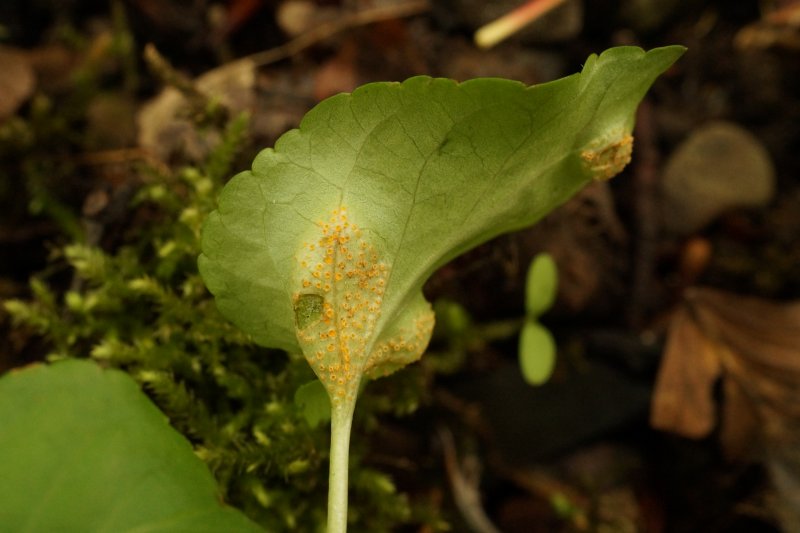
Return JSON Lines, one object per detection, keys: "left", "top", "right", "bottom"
{"left": 519, "top": 252, "right": 559, "bottom": 386}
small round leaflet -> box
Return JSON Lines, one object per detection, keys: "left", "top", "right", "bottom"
{"left": 294, "top": 293, "right": 325, "bottom": 330}
{"left": 525, "top": 253, "right": 558, "bottom": 318}
{"left": 519, "top": 320, "right": 556, "bottom": 385}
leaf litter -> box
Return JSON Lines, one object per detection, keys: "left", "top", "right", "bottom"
{"left": 651, "top": 287, "right": 800, "bottom": 528}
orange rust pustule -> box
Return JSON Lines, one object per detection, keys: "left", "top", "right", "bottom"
{"left": 581, "top": 134, "right": 634, "bottom": 181}
{"left": 363, "top": 307, "right": 435, "bottom": 379}
{"left": 293, "top": 207, "right": 388, "bottom": 404}
{"left": 293, "top": 206, "right": 436, "bottom": 405}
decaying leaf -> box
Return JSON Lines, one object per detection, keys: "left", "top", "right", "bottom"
{"left": 652, "top": 287, "right": 800, "bottom": 527}
{"left": 651, "top": 287, "right": 800, "bottom": 453}
{"left": 651, "top": 304, "right": 722, "bottom": 438}
{"left": 137, "top": 56, "right": 256, "bottom": 162}
{"left": 735, "top": 2, "right": 800, "bottom": 50}
{"left": 0, "top": 46, "right": 35, "bottom": 120}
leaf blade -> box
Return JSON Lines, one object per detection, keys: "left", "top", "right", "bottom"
{"left": 0, "top": 360, "right": 263, "bottom": 533}
{"left": 199, "top": 46, "right": 685, "bottom": 392}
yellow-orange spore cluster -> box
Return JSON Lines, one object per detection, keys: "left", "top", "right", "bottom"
{"left": 294, "top": 207, "right": 389, "bottom": 404}
{"left": 581, "top": 133, "right": 633, "bottom": 181}
{"left": 364, "top": 306, "right": 435, "bottom": 380}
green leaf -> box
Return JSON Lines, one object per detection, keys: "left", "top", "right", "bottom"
{"left": 519, "top": 320, "right": 557, "bottom": 386}
{"left": 199, "top": 46, "right": 685, "bottom": 404}
{"left": 294, "top": 379, "right": 332, "bottom": 427}
{"left": 0, "top": 360, "right": 263, "bottom": 533}
{"left": 525, "top": 252, "right": 558, "bottom": 318}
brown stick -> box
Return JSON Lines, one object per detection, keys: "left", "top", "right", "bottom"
{"left": 246, "top": 0, "right": 430, "bottom": 67}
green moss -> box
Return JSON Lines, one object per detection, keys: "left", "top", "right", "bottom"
{"left": 4, "top": 113, "right": 438, "bottom": 532}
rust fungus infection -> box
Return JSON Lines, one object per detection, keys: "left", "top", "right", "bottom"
{"left": 363, "top": 307, "right": 436, "bottom": 380}
{"left": 581, "top": 133, "right": 634, "bottom": 181}
{"left": 293, "top": 207, "right": 435, "bottom": 405}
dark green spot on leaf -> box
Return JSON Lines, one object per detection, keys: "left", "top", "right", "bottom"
{"left": 294, "top": 293, "right": 324, "bottom": 329}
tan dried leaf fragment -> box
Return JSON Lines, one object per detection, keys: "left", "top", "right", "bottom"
{"left": 650, "top": 305, "right": 722, "bottom": 438}
{"left": 0, "top": 46, "right": 35, "bottom": 120}
{"left": 651, "top": 287, "right": 800, "bottom": 459}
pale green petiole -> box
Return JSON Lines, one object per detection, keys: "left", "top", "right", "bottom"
{"left": 327, "top": 399, "right": 356, "bottom": 533}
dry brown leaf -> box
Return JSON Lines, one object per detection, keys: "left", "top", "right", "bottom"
{"left": 691, "top": 289, "right": 800, "bottom": 374}
{"left": 690, "top": 289, "right": 800, "bottom": 431}
{"left": 137, "top": 57, "right": 256, "bottom": 162}
{"left": 650, "top": 305, "right": 722, "bottom": 438}
{"left": 277, "top": 0, "right": 333, "bottom": 37}
{"left": 735, "top": 1, "right": 800, "bottom": 50}
{"left": 653, "top": 287, "right": 800, "bottom": 530}
{"left": 0, "top": 46, "right": 35, "bottom": 120}
{"left": 651, "top": 287, "right": 800, "bottom": 452}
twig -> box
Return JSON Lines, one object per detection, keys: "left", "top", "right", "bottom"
{"left": 143, "top": 43, "right": 228, "bottom": 127}
{"left": 143, "top": 43, "right": 206, "bottom": 105}
{"left": 71, "top": 147, "right": 171, "bottom": 176}
{"left": 475, "top": 0, "right": 567, "bottom": 49}
{"left": 492, "top": 460, "right": 590, "bottom": 530}
{"left": 245, "top": 0, "right": 430, "bottom": 68}
{"left": 437, "top": 427, "right": 502, "bottom": 533}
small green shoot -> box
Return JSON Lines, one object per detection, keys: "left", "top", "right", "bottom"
{"left": 525, "top": 252, "right": 559, "bottom": 317}
{"left": 520, "top": 252, "right": 559, "bottom": 385}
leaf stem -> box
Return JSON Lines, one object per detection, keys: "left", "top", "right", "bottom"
{"left": 327, "top": 396, "right": 356, "bottom": 533}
